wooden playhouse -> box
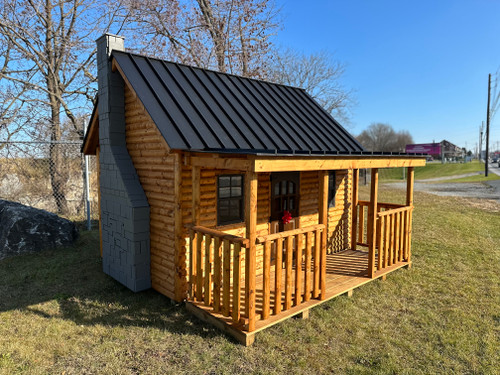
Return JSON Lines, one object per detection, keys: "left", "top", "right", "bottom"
{"left": 83, "top": 34, "right": 426, "bottom": 345}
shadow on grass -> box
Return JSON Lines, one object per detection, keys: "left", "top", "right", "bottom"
{"left": 0, "top": 230, "right": 225, "bottom": 341}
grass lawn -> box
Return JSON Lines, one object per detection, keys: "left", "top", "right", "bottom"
{"left": 379, "top": 160, "right": 497, "bottom": 181}
{"left": 1, "top": 188, "right": 500, "bottom": 374}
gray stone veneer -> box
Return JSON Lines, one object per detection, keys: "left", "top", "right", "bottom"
{"left": 96, "top": 34, "right": 151, "bottom": 291}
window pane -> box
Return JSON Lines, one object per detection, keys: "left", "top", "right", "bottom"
{"left": 229, "top": 199, "right": 241, "bottom": 217}
{"left": 281, "top": 181, "right": 287, "bottom": 195}
{"left": 231, "top": 176, "right": 242, "bottom": 187}
{"left": 219, "top": 176, "right": 230, "bottom": 187}
{"left": 274, "top": 198, "right": 281, "bottom": 211}
{"left": 219, "top": 200, "right": 229, "bottom": 218}
{"left": 231, "top": 186, "right": 242, "bottom": 197}
{"left": 219, "top": 187, "right": 231, "bottom": 198}
{"left": 274, "top": 182, "right": 280, "bottom": 196}
{"left": 289, "top": 197, "right": 294, "bottom": 210}
{"left": 289, "top": 181, "right": 295, "bottom": 194}
{"left": 283, "top": 199, "right": 287, "bottom": 210}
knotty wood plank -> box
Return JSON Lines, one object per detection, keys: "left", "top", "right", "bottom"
{"left": 245, "top": 170, "right": 258, "bottom": 332}
{"left": 284, "top": 236, "right": 293, "bottom": 310}
{"left": 213, "top": 237, "right": 222, "bottom": 312}
{"left": 295, "top": 234, "right": 303, "bottom": 306}
{"left": 232, "top": 243, "right": 242, "bottom": 323}
{"left": 274, "top": 239, "right": 283, "bottom": 315}
{"left": 262, "top": 241, "right": 271, "bottom": 319}
{"left": 313, "top": 229, "right": 320, "bottom": 298}
{"left": 204, "top": 235, "right": 212, "bottom": 306}
{"left": 196, "top": 234, "right": 204, "bottom": 301}
{"left": 222, "top": 239, "right": 231, "bottom": 316}
{"left": 304, "top": 232, "right": 312, "bottom": 302}
{"left": 368, "top": 168, "right": 379, "bottom": 278}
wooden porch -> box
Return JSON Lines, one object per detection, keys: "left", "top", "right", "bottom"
{"left": 186, "top": 165, "right": 417, "bottom": 345}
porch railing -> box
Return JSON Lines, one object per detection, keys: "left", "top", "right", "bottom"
{"left": 375, "top": 205, "right": 412, "bottom": 273}
{"left": 256, "top": 224, "right": 326, "bottom": 320}
{"left": 354, "top": 201, "right": 413, "bottom": 276}
{"left": 188, "top": 225, "right": 249, "bottom": 326}
{"left": 188, "top": 223, "right": 326, "bottom": 332}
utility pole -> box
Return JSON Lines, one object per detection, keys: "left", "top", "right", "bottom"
{"left": 486, "top": 74, "right": 491, "bottom": 177}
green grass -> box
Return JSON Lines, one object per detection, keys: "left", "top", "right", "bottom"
{"left": 379, "top": 160, "right": 489, "bottom": 181}
{"left": 1, "top": 189, "right": 500, "bottom": 374}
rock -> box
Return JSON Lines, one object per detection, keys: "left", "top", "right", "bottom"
{"left": 0, "top": 200, "right": 79, "bottom": 260}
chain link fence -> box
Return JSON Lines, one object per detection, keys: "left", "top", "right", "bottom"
{"left": 0, "top": 141, "right": 99, "bottom": 228}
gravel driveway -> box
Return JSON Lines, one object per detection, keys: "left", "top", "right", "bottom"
{"left": 387, "top": 165, "right": 500, "bottom": 203}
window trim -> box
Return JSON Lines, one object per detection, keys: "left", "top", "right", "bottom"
{"left": 328, "top": 171, "right": 336, "bottom": 208}
{"left": 217, "top": 174, "right": 245, "bottom": 226}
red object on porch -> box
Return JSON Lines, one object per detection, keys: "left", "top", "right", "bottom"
{"left": 282, "top": 210, "right": 292, "bottom": 224}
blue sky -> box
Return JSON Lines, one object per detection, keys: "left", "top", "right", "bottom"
{"left": 274, "top": 0, "right": 500, "bottom": 152}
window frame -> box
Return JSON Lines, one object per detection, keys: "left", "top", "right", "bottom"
{"left": 217, "top": 174, "right": 245, "bottom": 226}
{"left": 328, "top": 171, "right": 336, "bottom": 208}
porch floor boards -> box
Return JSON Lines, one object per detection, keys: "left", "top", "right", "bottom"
{"left": 187, "top": 249, "right": 410, "bottom": 345}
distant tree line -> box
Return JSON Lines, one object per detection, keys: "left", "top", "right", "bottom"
{"left": 356, "top": 123, "right": 414, "bottom": 153}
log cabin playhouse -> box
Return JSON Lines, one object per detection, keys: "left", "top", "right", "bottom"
{"left": 83, "top": 34, "right": 426, "bottom": 345}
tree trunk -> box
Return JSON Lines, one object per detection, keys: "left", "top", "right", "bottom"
{"left": 48, "top": 93, "right": 68, "bottom": 215}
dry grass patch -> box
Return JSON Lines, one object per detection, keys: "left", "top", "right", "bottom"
{"left": 1, "top": 188, "right": 499, "bottom": 374}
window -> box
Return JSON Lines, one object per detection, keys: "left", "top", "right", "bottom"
{"left": 217, "top": 175, "right": 244, "bottom": 226}
{"left": 328, "top": 171, "right": 336, "bottom": 208}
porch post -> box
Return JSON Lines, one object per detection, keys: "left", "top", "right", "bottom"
{"left": 245, "top": 170, "right": 257, "bottom": 331}
{"left": 351, "top": 169, "right": 359, "bottom": 250}
{"left": 368, "top": 168, "right": 379, "bottom": 278}
{"left": 190, "top": 166, "right": 201, "bottom": 300}
{"left": 406, "top": 167, "right": 414, "bottom": 264}
{"left": 318, "top": 171, "right": 328, "bottom": 300}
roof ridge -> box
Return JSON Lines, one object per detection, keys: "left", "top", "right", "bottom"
{"left": 111, "top": 49, "right": 308, "bottom": 93}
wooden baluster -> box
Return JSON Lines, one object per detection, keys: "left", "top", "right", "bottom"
{"left": 351, "top": 169, "right": 359, "bottom": 250}
{"left": 358, "top": 205, "right": 365, "bottom": 244}
{"left": 406, "top": 167, "right": 414, "bottom": 264}
{"left": 403, "top": 210, "right": 409, "bottom": 261}
{"left": 377, "top": 216, "right": 383, "bottom": 271}
{"left": 399, "top": 211, "right": 405, "bottom": 262}
{"left": 313, "top": 229, "right": 321, "bottom": 298}
{"left": 189, "top": 229, "right": 197, "bottom": 299}
{"left": 394, "top": 213, "right": 400, "bottom": 265}
{"left": 232, "top": 242, "right": 242, "bottom": 324}
{"left": 222, "top": 239, "right": 231, "bottom": 316}
{"left": 384, "top": 214, "right": 390, "bottom": 269}
{"left": 213, "top": 237, "right": 222, "bottom": 312}
{"left": 391, "top": 213, "right": 396, "bottom": 265}
{"left": 304, "top": 232, "right": 312, "bottom": 302}
{"left": 320, "top": 227, "right": 327, "bottom": 300}
{"left": 204, "top": 235, "right": 212, "bottom": 306}
{"left": 285, "top": 235, "right": 293, "bottom": 310}
{"left": 262, "top": 241, "right": 271, "bottom": 320}
{"left": 274, "top": 239, "right": 283, "bottom": 314}
{"left": 196, "top": 233, "right": 204, "bottom": 301}
{"left": 295, "top": 233, "right": 303, "bottom": 306}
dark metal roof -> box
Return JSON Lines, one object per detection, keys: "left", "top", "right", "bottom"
{"left": 113, "top": 50, "right": 365, "bottom": 154}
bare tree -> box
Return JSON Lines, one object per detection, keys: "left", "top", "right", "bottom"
{"left": 357, "top": 123, "right": 413, "bottom": 152}
{"left": 125, "top": 0, "right": 280, "bottom": 78}
{"left": 268, "top": 48, "right": 355, "bottom": 123}
{"left": 0, "top": 0, "right": 125, "bottom": 213}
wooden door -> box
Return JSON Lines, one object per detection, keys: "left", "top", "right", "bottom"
{"left": 270, "top": 172, "right": 300, "bottom": 264}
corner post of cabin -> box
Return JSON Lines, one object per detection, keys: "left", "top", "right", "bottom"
{"left": 368, "top": 168, "right": 379, "bottom": 278}
{"left": 351, "top": 169, "right": 359, "bottom": 250}
{"left": 318, "top": 170, "right": 328, "bottom": 300}
{"left": 245, "top": 170, "right": 258, "bottom": 332}
{"left": 406, "top": 167, "right": 415, "bottom": 264}
{"left": 190, "top": 165, "right": 201, "bottom": 300}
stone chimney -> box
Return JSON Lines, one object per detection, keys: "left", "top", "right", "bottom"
{"left": 96, "top": 34, "right": 151, "bottom": 292}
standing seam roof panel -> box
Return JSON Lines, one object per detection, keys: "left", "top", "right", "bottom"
{"left": 257, "top": 81, "right": 329, "bottom": 150}
{"left": 111, "top": 50, "right": 365, "bottom": 154}
{"left": 161, "top": 62, "right": 236, "bottom": 149}
{"left": 276, "top": 85, "right": 347, "bottom": 151}
{"left": 219, "top": 74, "right": 290, "bottom": 150}
{"left": 177, "top": 65, "right": 253, "bottom": 149}
{"left": 243, "top": 79, "right": 323, "bottom": 150}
